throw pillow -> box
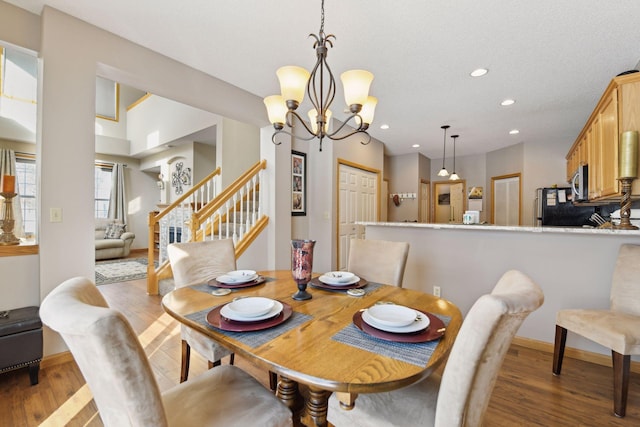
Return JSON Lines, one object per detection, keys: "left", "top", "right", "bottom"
{"left": 104, "top": 223, "right": 126, "bottom": 239}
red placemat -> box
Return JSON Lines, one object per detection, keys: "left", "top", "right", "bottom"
{"left": 206, "top": 301, "right": 292, "bottom": 332}
{"left": 207, "top": 275, "right": 267, "bottom": 289}
{"left": 352, "top": 310, "right": 445, "bottom": 343}
{"left": 310, "top": 276, "right": 368, "bottom": 290}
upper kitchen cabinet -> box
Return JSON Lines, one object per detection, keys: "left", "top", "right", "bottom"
{"left": 566, "top": 72, "right": 640, "bottom": 201}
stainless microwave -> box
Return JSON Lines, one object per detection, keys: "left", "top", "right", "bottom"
{"left": 571, "top": 164, "right": 588, "bottom": 202}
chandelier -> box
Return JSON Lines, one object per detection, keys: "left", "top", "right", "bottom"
{"left": 263, "top": 0, "right": 378, "bottom": 151}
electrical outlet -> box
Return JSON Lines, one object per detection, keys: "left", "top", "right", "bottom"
{"left": 433, "top": 286, "right": 441, "bottom": 297}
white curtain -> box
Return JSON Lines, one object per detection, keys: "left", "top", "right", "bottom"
{"left": 107, "top": 163, "right": 127, "bottom": 224}
{"left": 0, "top": 149, "right": 24, "bottom": 238}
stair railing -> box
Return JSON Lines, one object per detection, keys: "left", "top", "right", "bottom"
{"left": 147, "top": 160, "right": 268, "bottom": 294}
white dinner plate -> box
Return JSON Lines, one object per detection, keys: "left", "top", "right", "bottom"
{"left": 216, "top": 270, "right": 259, "bottom": 284}
{"left": 221, "top": 300, "right": 283, "bottom": 322}
{"left": 323, "top": 271, "right": 356, "bottom": 283}
{"left": 362, "top": 309, "right": 430, "bottom": 333}
{"left": 366, "top": 304, "right": 417, "bottom": 327}
{"left": 318, "top": 274, "right": 360, "bottom": 286}
{"left": 224, "top": 297, "right": 275, "bottom": 318}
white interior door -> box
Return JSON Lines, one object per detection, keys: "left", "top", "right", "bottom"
{"left": 338, "top": 164, "right": 378, "bottom": 270}
{"left": 492, "top": 175, "right": 521, "bottom": 225}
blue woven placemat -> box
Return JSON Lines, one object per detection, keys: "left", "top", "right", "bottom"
{"left": 185, "top": 307, "right": 312, "bottom": 348}
{"left": 331, "top": 314, "right": 451, "bottom": 367}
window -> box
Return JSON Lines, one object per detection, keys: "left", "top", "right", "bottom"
{"left": 95, "top": 164, "right": 113, "bottom": 218}
{"left": 10, "top": 159, "right": 113, "bottom": 237}
{"left": 15, "top": 155, "right": 36, "bottom": 236}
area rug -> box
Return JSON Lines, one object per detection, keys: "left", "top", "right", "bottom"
{"left": 95, "top": 257, "right": 154, "bottom": 286}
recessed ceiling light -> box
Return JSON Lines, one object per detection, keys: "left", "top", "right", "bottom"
{"left": 412, "top": 144, "right": 420, "bottom": 148}
{"left": 509, "top": 129, "right": 520, "bottom": 135}
{"left": 380, "top": 124, "right": 390, "bottom": 130}
{"left": 501, "top": 99, "right": 515, "bottom": 106}
{"left": 470, "top": 68, "right": 488, "bottom": 77}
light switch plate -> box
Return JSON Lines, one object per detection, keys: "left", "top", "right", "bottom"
{"left": 50, "top": 207, "right": 62, "bottom": 222}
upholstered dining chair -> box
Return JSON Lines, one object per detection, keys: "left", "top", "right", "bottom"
{"left": 40, "top": 277, "right": 292, "bottom": 427}
{"left": 347, "top": 239, "right": 410, "bottom": 287}
{"left": 327, "top": 269, "right": 544, "bottom": 427}
{"left": 553, "top": 243, "right": 640, "bottom": 417}
{"left": 167, "top": 239, "right": 236, "bottom": 382}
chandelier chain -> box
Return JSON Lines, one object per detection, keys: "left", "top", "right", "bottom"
{"left": 320, "top": 0, "right": 325, "bottom": 35}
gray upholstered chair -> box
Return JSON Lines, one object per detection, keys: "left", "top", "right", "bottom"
{"left": 327, "top": 269, "right": 544, "bottom": 427}
{"left": 553, "top": 243, "right": 640, "bottom": 417}
{"left": 347, "top": 239, "right": 410, "bottom": 287}
{"left": 40, "top": 277, "right": 292, "bottom": 427}
{"left": 167, "top": 239, "right": 236, "bottom": 382}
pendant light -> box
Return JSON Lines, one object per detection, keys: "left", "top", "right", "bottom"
{"left": 437, "top": 125, "right": 450, "bottom": 177}
{"left": 449, "top": 134, "right": 461, "bottom": 180}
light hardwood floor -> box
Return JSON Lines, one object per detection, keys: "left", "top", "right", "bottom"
{"left": 1, "top": 277, "right": 639, "bottom": 426}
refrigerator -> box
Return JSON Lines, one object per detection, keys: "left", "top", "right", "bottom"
{"left": 535, "top": 187, "right": 596, "bottom": 226}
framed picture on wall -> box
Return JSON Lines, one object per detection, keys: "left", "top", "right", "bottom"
{"left": 292, "top": 150, "right": 306, "bottom": 216}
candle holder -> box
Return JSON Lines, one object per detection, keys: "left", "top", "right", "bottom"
{"left": 291, "top": 239, "right": 316, "bottom": 300}
{"left": 615, "top": 178, "right": 638, "bottom": 230}
{"left": 0, "top": 192, "right": 20, "bottom": 245}
{"left": 616, "top": 131, "right": 639, "bottom": 230}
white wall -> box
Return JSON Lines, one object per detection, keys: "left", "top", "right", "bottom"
{"left": 193, "top": 142, "right": 216, "bottom": 184}
{"left": 388, "top": 154, "right": 419, "bottom": 222}
{"left": 217, "top": 117, "right": 260, "bottom": 188}
{"left": 127, "top": 94, "right": 220, "bottom": 156}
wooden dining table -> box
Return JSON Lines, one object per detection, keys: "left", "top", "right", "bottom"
{"left": 161, "top": 270, "right": 462, "bottom": 426}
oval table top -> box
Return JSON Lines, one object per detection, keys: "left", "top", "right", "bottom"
{"left": 162, "top": 269, "right": 463, "bottom": 395}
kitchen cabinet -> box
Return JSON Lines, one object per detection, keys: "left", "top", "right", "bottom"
{"left": 566, "top": 72, "right": 640, "bottom": 201}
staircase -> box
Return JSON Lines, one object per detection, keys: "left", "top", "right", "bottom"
{"left": 146, "top": 160, "right": 268, "bottom": 295}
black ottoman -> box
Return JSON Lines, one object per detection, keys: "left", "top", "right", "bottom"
{"left": 0, "top": 306, "right": 43, "bottom": 385}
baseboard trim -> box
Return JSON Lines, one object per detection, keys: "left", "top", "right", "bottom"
{"left": 512, "top": 336, "right": 640, "bottom": 374}
{"left": 40, "top": 351, "right": 74, "bottom": 369}
{"left": 130, "top": 248, "right": 149, "bottom": 255}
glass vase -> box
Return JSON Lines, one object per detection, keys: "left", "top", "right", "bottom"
{"left": 291, "top": 239, "right": 316, "bottom": 300}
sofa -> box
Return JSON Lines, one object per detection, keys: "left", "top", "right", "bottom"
{"left": 95, "top": 218, "right": 136, "bottom": 260}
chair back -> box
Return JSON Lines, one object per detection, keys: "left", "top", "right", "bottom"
{"left": 40, "top": 277, "right": 168, "bottom": 427}
{"left": 167, "top": 239, "right": 237, "bottom": 288}
{"left": 347, "top": 239, "right": 410, "bottom": 287}
{"left": 435, "top": 270, "right": 544, "bottom": 427}
{"left": 610, "top": 244, "right": 640, "bottom": 316}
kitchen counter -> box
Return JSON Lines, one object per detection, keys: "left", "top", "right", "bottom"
{"left": 359, "top": 221, "right": 640, "bottom": 361}
{"left": 358, "top": 221, "right": 640, "bottom": 235}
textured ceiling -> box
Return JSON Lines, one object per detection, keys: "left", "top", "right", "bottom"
{"left": 7, "top": 0, "right": 640, "bottom": 159}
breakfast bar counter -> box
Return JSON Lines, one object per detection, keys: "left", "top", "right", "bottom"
{"left": 359, "top": 221, "right": 640, "bottom": 359}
